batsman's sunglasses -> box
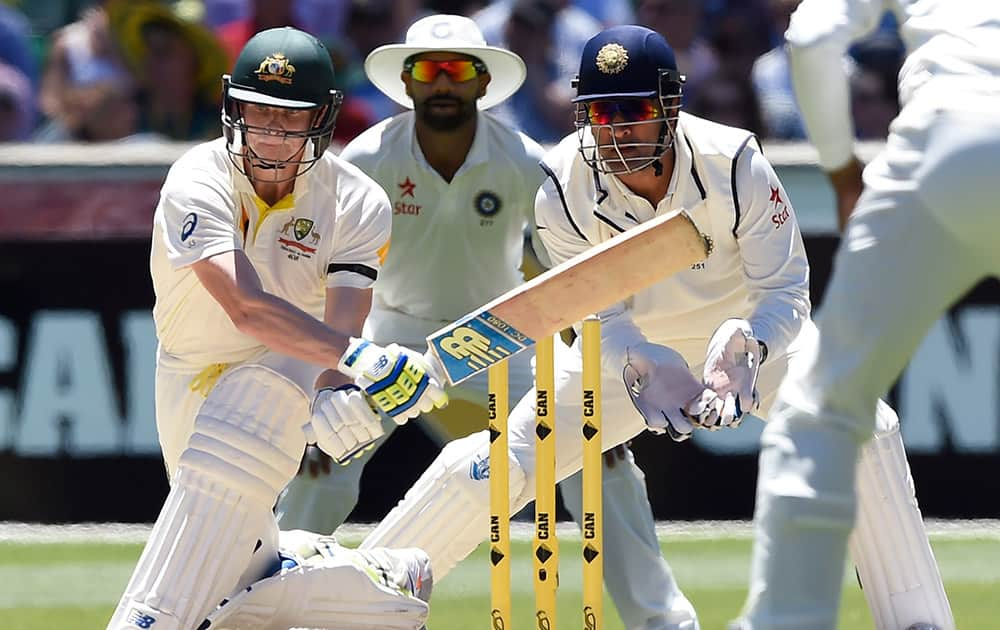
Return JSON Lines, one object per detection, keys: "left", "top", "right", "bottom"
{"left": 584, "top": 99, "right": 663, "bottom": 125}
{"left": 404, "top": 58, "right": 488, "bottom": 83}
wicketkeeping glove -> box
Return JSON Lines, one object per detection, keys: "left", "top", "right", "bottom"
{"left": 699, "top": 318, "right": 761, "bottom": 430}
{"left": 338, "top": 339, "right": 448, "bottom": 422}
{"left": 623, "top": 342, "right": 713, "bottom": 442}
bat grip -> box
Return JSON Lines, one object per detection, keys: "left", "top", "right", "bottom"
{"left": 421, "top": 349, "right": 450, "bottom": 386}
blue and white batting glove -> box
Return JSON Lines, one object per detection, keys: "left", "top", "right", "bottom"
{"left": 338, "top": 338, "right": 448, "bottom": 422}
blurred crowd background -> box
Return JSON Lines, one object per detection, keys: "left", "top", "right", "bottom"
{"left": 0, "top": 0, "right": 905, "bottom": 145}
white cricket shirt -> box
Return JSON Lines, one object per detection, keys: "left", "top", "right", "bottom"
{"left": 339, "top": 110, "right": 547, "bottom": 331}
{"left": 150, "top": 138, "right": 391, "bottom": 367}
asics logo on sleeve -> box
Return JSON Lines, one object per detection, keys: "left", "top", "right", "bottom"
{"left": 180, "top": 213, "right": 198, "bottom": 242}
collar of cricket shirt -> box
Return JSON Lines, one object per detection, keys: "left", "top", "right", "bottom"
{"left": 665, "top": 119, "right": 706, "bottom": 212}
{"left": 409, "top": 110, "right": 491, "bottom": 180}
{"left": 599, "top": 135, "right": 684, "bottom": 226}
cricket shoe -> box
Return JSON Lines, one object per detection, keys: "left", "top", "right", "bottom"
{"left": 395, "top": 547, "right": 434, "bottom": 603}
{"left": 642, "top": 591, "right": 699, "bottom": 630}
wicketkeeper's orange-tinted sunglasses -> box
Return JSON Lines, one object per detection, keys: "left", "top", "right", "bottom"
{"left": 585, "top": 99, "right": 663, "bottom": 125}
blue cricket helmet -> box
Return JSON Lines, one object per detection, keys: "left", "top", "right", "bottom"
{"left": 572, "top": 26, "right": 685, "bottom": 176}
{"left": 573, "top": 25, "right": 683, "bottom": 103}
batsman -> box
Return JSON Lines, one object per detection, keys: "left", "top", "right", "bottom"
{"left": 107, "top": 27, "right": 447, "bottom": 630}
{"left": 361, "top": 25, "right": 950, "bottom": 630}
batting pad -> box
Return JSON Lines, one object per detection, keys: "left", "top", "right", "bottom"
{"left": 849, "top": 401, "right": 954, "bottom": 630}
{"left": 360, "top": 430, "right": 526, "bottom": 580}
{"left": 109, "top": 366, "right": 308, "bottom": 630}
{"left": 201, "top": 548, "right": 429, "bottom": 630}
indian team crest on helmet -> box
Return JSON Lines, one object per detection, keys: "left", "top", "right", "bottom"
{"left": 475, "top": 191, "right": 502, "bottom": 217}
{"left": 256, "top": 53, "right": 296, "bottom": 84}
{"left": 596, "top": 43, "right": 629, "bottom": 75}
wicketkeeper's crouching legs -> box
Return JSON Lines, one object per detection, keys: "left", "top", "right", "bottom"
{"left": 361, "top": 363, "right": 700, "bottom": 630}
{"left": 107, "top": 365, "right": 310, "bottom": 630}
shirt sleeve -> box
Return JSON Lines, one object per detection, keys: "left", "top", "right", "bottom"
{"left": 534, "top": 170, "right": 591, "bottom": 266}
{"left": 156, "top": 163, "right": 241, "bottom": 270}
{"left": 326, "top": 173, "right": 392, "bottom": 290}
{"left": 337, "top": 135, "right": 376, "bottom": 174}
{"left": 786, "top": 0, "right": 886, "bottom": 171}
{"left": 734, "top": 146, "right": 811, "bottom": 359}
{"left": 521, "top": 140, "right": 552, "bottom": 269}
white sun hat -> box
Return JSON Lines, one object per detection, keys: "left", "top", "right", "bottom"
{"left": 364, "top": 14, "right": 527, "bottom": 110}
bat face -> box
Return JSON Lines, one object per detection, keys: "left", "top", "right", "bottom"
{"left": 429, "top": 313, "right": 535, "bottom": 385}
{"left": 425, "top": 209, "right": 710, "bottom": 385}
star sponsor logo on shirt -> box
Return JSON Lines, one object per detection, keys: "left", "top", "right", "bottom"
{"left": 394, "top": 176, "right": 422, "bottom": 215}
{"left": 769, "top": 185, "right": 790, "bottom": 229}
{"left": 278, "top": 215, "right": 319, "bottom": 260}
{"left": 398, "top": 176, "right": 416, "bottom": 198}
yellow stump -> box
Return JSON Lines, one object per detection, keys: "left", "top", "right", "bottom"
{"left": 581, "top": 318, "right": 603, "bottom": 629}
{"left": 534, "top": 335, "right": 558, "bottom": 629}
{"left": 488, "top": 360, "right": 511, "bottom": 629}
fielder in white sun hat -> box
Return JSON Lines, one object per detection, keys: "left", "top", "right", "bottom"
{"left": 364, "top": 13, "right": 526, "bottom": 110}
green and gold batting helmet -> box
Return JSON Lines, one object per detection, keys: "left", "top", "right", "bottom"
{"left": 222, "top": 27, "right": 343, "bottom": 178}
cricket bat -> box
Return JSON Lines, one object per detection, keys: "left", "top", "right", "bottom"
{"left": 425, "top": 209, "right": 711, "bottom": 385}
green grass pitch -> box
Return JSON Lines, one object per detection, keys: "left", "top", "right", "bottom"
{"left": 0, "top": 523, "right": 997, "bottom": 629}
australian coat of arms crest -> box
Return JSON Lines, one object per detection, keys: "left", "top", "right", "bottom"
{"left": 256, "top": 53, "right": 296, "bottom": 84}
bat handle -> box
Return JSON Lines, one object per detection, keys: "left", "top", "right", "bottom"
{"left": 421, "top": 349, "right": 450, "bottom": 387}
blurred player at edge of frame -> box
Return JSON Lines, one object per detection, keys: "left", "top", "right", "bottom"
{"left": 733, "top": 2, "right": 1000, "bottom": 629}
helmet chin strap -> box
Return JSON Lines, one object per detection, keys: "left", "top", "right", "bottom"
{"left": 651, "top": 120, "right": 672, "bottom": 177}
{"left": 252, "top": 159, "right": 279, "bottom": 171}
{"left": 243, "top": 135, "right": 306, "bottom": 177}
